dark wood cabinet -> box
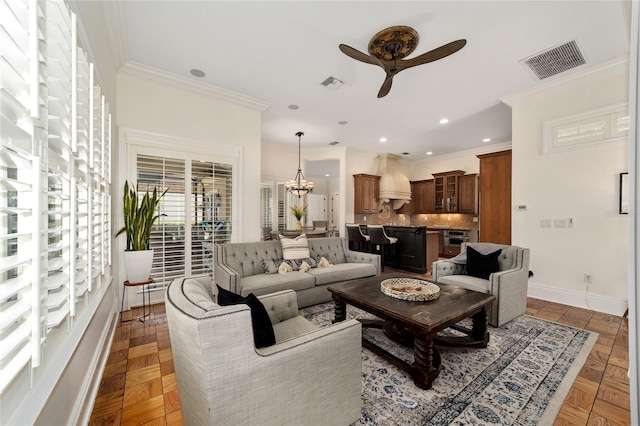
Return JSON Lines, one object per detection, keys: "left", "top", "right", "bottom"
{"left": 433, "top": 171, "right": 465, "bottom": 213}
{"left": 477, "top": 150, "right": 511, "bottom": 244}
{"left": 354, "top": 174, "right": 380, "bottom": 214}
{"left": 411, "top": 179, "right": 435, "bottom": 213}
{"left": 458, "top": 173, "right": 479, "bottom": 214}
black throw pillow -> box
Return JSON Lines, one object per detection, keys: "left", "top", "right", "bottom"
{"left": 216, "top": 285, "right": 276, "bottom": 348}
{"left": 466, "top": 246, "right": 501, "bottom": 280}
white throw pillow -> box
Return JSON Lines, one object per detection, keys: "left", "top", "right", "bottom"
{"left": 280, "top": 234, "right": 310, "bottom": 260}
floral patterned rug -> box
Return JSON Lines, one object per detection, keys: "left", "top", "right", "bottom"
{"left": 300, "top": 303, "right": 597, "bottom": 426}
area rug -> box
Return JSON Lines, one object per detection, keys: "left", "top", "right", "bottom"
{"left": 300, "top": 303, "right": 598, "bottom": 426}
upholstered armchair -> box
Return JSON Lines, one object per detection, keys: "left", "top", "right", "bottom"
{"left": 432, "top": 242, "right": 530, "bottom": 327}
{"left": 165, "top": 276, "right": 362, "bottom": 425}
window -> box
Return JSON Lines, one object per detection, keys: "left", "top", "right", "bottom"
{"left": 543, "top": 103, "right": 629, "bottom": 154}
{"left": 132, "top": 153, "right": 233, "bottom": 292}
{"left": 0, "top": 0, "right": 111, "bottom": 392}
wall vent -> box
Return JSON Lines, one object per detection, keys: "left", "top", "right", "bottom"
{"left": 520, "top": 40, "right": 586, "bottom": 80}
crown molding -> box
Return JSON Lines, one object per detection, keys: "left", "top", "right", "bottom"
{"left": 501, "top": 56, "right": 630, "bottom": 107}
{"left": 101, "top": 0, "right": 129, "bottom": 69}
{"left": 119, "top": 61, "right": 270, "bottom": 112}
{"left": 411, "top": 141, "right": 512, "bottom": 166}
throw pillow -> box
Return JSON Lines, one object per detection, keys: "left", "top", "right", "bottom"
{"left": 317, "top": 257, "right": 333, "bottom": 268}
{"left": 216, "top": 285, "right": 276, "bottom": 348}
{"left": 280, "top": 234, "right": 310, "bottom": 260}
{"left": 299, "top": 260, "right": 311, "bottom": 272}
{"left": 278, "top": 261, "right": 292, "bottom": 274}
{"left": 262, "top": 259, "right": 280, "bottom": 274}
{"left": 466, "top": 246, "right": 501, "bottom": 280}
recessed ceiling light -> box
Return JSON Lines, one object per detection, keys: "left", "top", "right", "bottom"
{"left": 379, "top": 137, "right": 387, "bottom": 142}
{"left": 402, "top": 152, "right": 410, "bottom": 156}
{"left": 288, "top": 104, "right": 299, "bottom": 110}
{"left": 338, "top": 120, "right": 348, "bottom": 125}
{"left": 426, "top": 151, "right": 433, "bottom": 155}
{"left": 190, "top": 69, "right": 205, "bottom": 78}
{"left": 325, "top": 174, "right": 330, "bottom": 177}
{"left": 482, "top": 138, "right": 491, "bottom": 143}
{"left": 439, "top": 118, "right": 449, "bottom": 124}
{"left": 329, "top": 141, "right": 340, "bottom": 146}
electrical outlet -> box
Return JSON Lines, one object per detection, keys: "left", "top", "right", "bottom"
{"left": 540, "top": 219, "right": 551, "bottom": 228}
{"left": 584, "top": 274, "right": 593, "bottom": 284}
{"left": 554, "top": 219, "right": 568, "bottom": 228}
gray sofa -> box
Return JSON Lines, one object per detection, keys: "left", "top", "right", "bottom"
{"left": 165, "top": 276, "right": 362, "bottom": 425}
{"left": 214, "top": 237, "right": 380, "bottom": 307}
{"left": 432, "top": 242, "right": 530, "bottom": 327}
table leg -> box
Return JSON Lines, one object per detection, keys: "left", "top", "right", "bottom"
{"left": 411, "top": 334, "right": 441, "bottom": 390}
{"left": 332, "top": 297, "right": 346, "bottom": 323}
{"left": 471, "top": 307, "right": 490, "bottom": 347}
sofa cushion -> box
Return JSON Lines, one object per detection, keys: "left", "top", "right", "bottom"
{"left": 272, "top": 316, "right": 318, "bottom": 343}
{"left": 280, "top": 234, "right": 310, "bottom": 259}
{"left": 216, "top": 285, "right": 276, "bottom": 348}
{"left": 437, "top": 275, "right": 490, "bottom": 294}
{"left": 239, "top": 271, "right": 316, "bottom": 296}
{"left": 306, "top": 262, "right": 377, "bottom": 286}
{"left": 467, "top": 246, "right": 501, "bottom": 279}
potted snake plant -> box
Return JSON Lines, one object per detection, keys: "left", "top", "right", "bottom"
{"left": 116, "top": 181, "right": 167, "bottom": 283}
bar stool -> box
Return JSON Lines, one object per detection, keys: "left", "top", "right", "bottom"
{"left": 346, "top": 223, "right": 370, "bottom": 252}
{"left": 367, "top": 225, "right": 398, "bottom": 272}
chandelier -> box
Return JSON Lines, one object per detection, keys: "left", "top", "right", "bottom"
{"left": 285, "top": 131, "right": 314, "bottom": 198}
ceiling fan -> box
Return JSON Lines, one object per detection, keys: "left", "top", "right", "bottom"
{"left": 339, "top": 26, "right": 466, "bottom": 98}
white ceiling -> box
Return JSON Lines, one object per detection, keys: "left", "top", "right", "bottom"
{"left": 112, "top": 1, "right": 630, "bottom": 170}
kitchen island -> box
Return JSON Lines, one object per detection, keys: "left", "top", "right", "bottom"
{"left": 360, "top": 225, "right": 439, "bottom": 274}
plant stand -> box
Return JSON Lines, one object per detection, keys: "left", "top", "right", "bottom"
{"left": 120, "top": 278, "right": 153, "bottom": 323}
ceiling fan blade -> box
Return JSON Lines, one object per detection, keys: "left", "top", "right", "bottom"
{"left": 377, "top": 74, "right": 394, "bottom": 98}
{"left": 339, "top": 44, "right": 382, "bottom": 66}
{"left": 400, "top": 39, "right": 467, "bottom": 70}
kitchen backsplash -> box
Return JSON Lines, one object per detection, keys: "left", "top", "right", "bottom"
{"left": 354, "top": 203, "right": 478, "bottom": 230}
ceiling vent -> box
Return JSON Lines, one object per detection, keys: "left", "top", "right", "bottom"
{"left": 520, "top": 40, "right": 586, "bottom": 80}
{"left": 321, "top": 76, "right": 344, "bottom": 90}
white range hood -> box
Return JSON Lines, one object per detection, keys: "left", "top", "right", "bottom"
{"left": 376, "top": 153, "right": 411, "bottom": 210}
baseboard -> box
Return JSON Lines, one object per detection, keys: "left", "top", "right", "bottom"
{"left": 73, "top": 311, "right": 119, "bottom": 425}
{"left": 528, "top": 282, "right": 628, "bottom": 316}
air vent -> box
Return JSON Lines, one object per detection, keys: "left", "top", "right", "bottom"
{"left": 520, "top": 40, "right": 586, "bottom": 80}
{"left": 321, "top": 76, "right": 344, "bottom": 90}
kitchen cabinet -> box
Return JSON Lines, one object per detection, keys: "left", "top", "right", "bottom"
{"left": 458, "top": 173, "right": 479, "bottom": 214}
{"left": 411, "top": 179, "right": 435, "bottom": 213}
{"left": 477, "top": 150, "right": 511, "bottom": 244}
{"left": 354, "top": 174, "right": 380, "bottom": 214}
{"left": 433, "top": 170, "right": 465, "bottom": 212}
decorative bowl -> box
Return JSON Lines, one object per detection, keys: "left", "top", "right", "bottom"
{"left": 380, "top": 278, "right": 440, "bottom": 301}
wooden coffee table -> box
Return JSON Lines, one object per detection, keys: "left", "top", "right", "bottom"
{"left": 328, "top": 274, "right": 496, "bottom": 390}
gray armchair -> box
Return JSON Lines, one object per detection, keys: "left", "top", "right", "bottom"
{"left": 165, "top": 276, "right": 362, "bottom": 425}
{"left": 432, "top": 242, "right": 530, "bottom": 327}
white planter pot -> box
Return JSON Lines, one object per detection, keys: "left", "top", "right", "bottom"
{"left": 123, "top": 250, "right": 154, "bottom": 283}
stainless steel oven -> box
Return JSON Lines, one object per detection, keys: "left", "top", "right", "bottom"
{"left": 443, "top": 229, "right": 469, "bottom": 247}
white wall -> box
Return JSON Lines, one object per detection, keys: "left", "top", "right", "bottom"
{"left": 504, "top": 58, "right": 630, "bottom": 315}
{"left": 116, "top": 68, "right": 266, "bottom": 245}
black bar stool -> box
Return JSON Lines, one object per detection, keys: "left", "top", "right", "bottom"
{"left": 346, "top": 223, "right": 370, "bottom": 252}
{"left": 367, "top": 225, "right": 398, "bottom": 272}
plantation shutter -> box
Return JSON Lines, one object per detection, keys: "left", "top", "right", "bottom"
{"left": 132, "top": 154, "right": 233, "bottom": 293}
{"left": 136, "top": 155, "right": 186, "bottom": 292}
{"left": 1, "top": 0, "right": 112, "bottom": 392}
{"left": 260, "top": 182, "right": 273, "bottom": 236}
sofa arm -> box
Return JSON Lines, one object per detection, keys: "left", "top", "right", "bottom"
{"left": 213, "top": 244, "right": 239, "bottom": 293}
{"left": 344, "top": 250, "right": 381, "bottom": 275}
{"left": 258, "top": 290, "right": 299, "bottom": 324}
{"left": 432, "top": 260, "right": 466, "bottom": 282}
